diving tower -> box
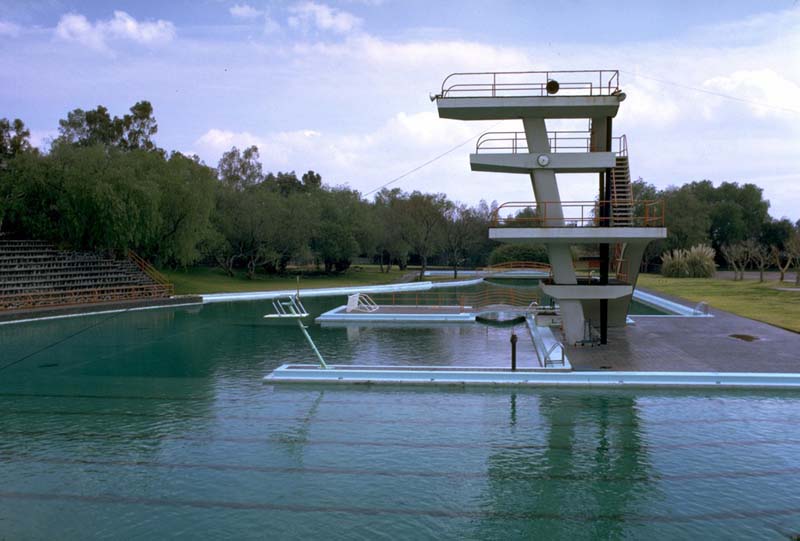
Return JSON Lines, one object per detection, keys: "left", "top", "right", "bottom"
{"left": 433, "top": 70, "right": 666, "bottom": 346}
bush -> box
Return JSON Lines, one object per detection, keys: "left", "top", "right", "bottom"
{"left": 661, "top": 244, "right": 716, "bottom": 278}
{"left": 661, "top": 249, "right": 689, "bottom": 277}
{"left": 685, "top": 244, "right": 716, "bottom": 278}
{"left": 488, "top": 243, "right": 548, "bottom": 266}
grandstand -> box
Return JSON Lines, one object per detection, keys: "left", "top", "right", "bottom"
{"left": 0, "top": 239, "right": 177, "bottom": 316}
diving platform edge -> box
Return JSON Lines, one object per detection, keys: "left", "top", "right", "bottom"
{"left": 264, "top": 364, "right": 800, "bottom": 389}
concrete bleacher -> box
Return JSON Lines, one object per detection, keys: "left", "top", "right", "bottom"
{"left": 0, "top": 239, "right": 174, "bottom": 312}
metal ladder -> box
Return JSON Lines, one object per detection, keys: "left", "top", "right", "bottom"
{"left": 264, "top": 295, "right": 329, "bottom": 369}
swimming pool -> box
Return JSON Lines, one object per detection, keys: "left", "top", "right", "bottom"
{"left": 1, "top": 298, "right": 799, "bottom": 539}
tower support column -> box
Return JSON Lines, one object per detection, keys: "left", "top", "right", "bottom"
{"left": 522, "top": 118, "right": 585, "bottom": 344}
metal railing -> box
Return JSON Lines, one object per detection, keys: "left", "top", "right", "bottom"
{"left": 127, "top": 250, "right": 172, "bottom": 288}
{"left": 438, "top": 70, "right": 620, "bottom": 98}
{"left": 0, "top": 283, "right": 174, "bottom": 311}
{"left": 490, "top": 200, "right": 665, "bottom": 228}
{"left": 370, "top": 288, "right": 541, "bottom": 311}
{"left": 480, "top": 261, "right": 552, "bottom": 273}
{"left": 475, "top": 131, "right": 627, "bottom": 155}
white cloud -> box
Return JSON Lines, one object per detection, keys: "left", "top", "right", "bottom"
{"left": 13, "top": 5, "right": 799, "bottom": 220}
{"left": 263, "top": 15, "right": 281, "bottom": 35}
{"left": 230, "top": 4, "right": 263, "bottom": 19}
{"left": 288, "top": 2, "right": 362, "bottom": 34}
{"left": 55, "top": 11, "right": 175, "bottom": 52}
{"left": 55, "top": 13, "right": 106, "bottom": 50}
{"left": 230, "top": 4, "right": 280, "bottom": 35}
{"left": 703, "top": 69, "right": 800, "bottom": 117}
{"left": 0, "top": 20, "right": 21, "bottom": 37}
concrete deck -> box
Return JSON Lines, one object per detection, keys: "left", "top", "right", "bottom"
{"left": 569, "top": 288, "right": 800, "bottom": 373}
{"left": 316, "top": 304, "right": 475, "bottom": 325}
{"left": 265, "top": 364, "right": 800, "bottom": 389}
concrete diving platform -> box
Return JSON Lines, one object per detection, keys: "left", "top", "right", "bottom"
{"left": 470, "top": 152, "right": 616, "bottom": 174}
{"left": 540, "top": 282, "right": 633, "bottom": 301}
{"left": 316, "top": 304, "right": 475, "bottom": 325}
{"left": 490, "top": 227, "right": 667, "bottom": 244}
{"left": 264, "top": 364, "right": 800, "bottom": 389}
{"left": 436, "top": 96, "right": 622, "bottom": 120}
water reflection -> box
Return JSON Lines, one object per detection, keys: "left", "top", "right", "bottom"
{"left": 476, "top": 392, "right": 655, "bottom": 538}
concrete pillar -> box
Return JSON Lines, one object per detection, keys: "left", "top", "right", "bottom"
{"left": 522, "top": 118, "right": 585, "bottom": 344}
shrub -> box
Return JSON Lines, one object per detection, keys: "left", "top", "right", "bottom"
{"left": 488, "top": 243, "right": 548, "bottom": 266}
{"left": 661, "top": 249, "right": 689, "bottom": 277}
{"left": 661, "top": 244, "right": 716, "bottom": 278}
{"left": 685, "top": 244, "right": 716, "bottom": 278}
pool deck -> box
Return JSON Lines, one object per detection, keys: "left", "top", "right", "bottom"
{"left": 569, "top": 288, "right": 800, "bottom": 373}
{"left": 266, "top": 287, "right": 800, "bottom": 388}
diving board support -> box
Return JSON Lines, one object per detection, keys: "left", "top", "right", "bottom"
{"left": 264, "top": 295, "right": 329, "bottom": 369}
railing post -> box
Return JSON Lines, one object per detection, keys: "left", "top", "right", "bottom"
{"left": 510, "top": 332, "right": 518, "bottom": 371}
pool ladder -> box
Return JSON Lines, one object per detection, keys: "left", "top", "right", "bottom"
{"left": 264, "top": 295, "right": 329, "bottom": 369}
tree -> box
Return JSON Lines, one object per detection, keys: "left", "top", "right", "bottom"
{"left": 265, "top": 171, "right": 303, "bottom": 196}
{"left": 55, "top": 101, "right": 160, "bottom": 152}
{"left": 442, "top": 202, "right": 483, "bottom": 278}
{"left": 120, "top": 101, "right": 159, "bottom": 151}
{"left": 721, "top": 242, "right": 749, "bottom": 281}
{"left": 661, "top": 185, "right": 711, "bottom": 252}
{"left": 218, "top": 145, "right": 263, "bottom": 191}
{"left": 0, "top": 118, "right": 33, "bottom": 233}
{"left": 0, "top": 118, "right": 32, "bottom": 163}
{"left": 373, "top": 188, "right": 410, "bottom": 272}
{"left": 787, "top": 231, "right": 800, "bottom": 286}
{"left": 763, "top": 218, "right": 796, "bottom": 282}
{"left": 150, "top": 152, "right": 217, "bottom": 266}
{"left": 744, "top": 239, "right": 769, "bottom": 282}
{"left": 312, "top": 188, "right": 368, "bottom": 273}
{"left": 301, "top": 170, "right": 322, "bottom": 191}
{"left": 399, "top": 192, "right": 447, "bottom": 280}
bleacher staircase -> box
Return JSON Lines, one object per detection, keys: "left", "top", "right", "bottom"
{"left": 0, "top": 240, "right": 173, "bottom": 312}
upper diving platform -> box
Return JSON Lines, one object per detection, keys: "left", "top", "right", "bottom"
{"left": 434, "top": 70, "right": 625, "bottom": 120}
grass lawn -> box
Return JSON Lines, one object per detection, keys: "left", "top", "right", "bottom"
{"left": 161, "top": 265, "right": 414, "bottom": 295}
{"left": 637, "top": 274, "right": 800, "bottom": 333}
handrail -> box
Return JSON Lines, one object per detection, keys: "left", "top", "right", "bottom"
{"left": 481, "top": 261, "right": 551, "bottom": 272}
{"left": 0, "top": 283, "right": 174, "bottom": 311}
{"left": 475, "top": 131, "right": 628, "bottom": 154}
{"left": 127, "top": 250, "right": 171, "bottom": 286}
{"left": 370, "top": 288, "right": 542, "bottom": 311}
{"left": 491, "top": 200, "right": 665, "bottom": 228}
{"left": 438, "top": 70, "right": 620, "bottom": 98}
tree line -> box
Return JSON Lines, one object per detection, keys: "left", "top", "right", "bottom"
{"left": 2, "top": 101, "right": 799, "bottom": 281}
{"left": 633, "top": 178, "right": 800, "bottom": 282}
{"left": 0, "top": 102, "right": 498, "bottom": 279}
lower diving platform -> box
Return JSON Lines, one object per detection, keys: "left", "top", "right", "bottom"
{"left": 490, "top": 227, "right": 667, "bottom": 243}
{"left": 264, "top": 365, "right": 800, "bottom": 389}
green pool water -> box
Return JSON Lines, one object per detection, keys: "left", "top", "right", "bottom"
{"left": 1, "top": 297, "right": 799, "bottom": 539}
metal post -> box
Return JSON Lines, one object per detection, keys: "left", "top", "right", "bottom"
{"left": 599, "top": 115, "right": 613, "bottom": 345}
{"left": 297, "top": 319, "right": 328, "bottom": 369}
{"left": 510, "top": 332, "right": 518, "bottom": 371}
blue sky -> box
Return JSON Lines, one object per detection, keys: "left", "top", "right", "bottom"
{"left": 2, "top": 0, "right": 799, "bottom": 220}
